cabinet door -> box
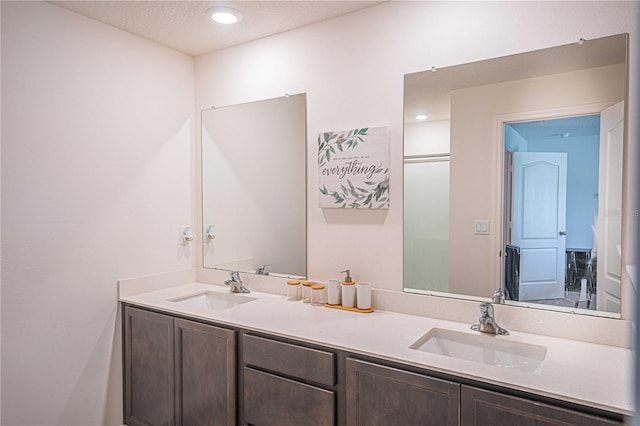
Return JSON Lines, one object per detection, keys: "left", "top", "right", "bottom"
{"left": 346, "top": 358, "right": 459, "bottom": 426}
{"left": 124, "top": 306, "right": 175, "bottom": 426}
{"left": 243, "top": 367, "right": 335, "bottom": 426}
{"left": 461, "top": 385, "right": 622, "bottom": 426}
{"left": 174, "top": 318, "right": 236, "bottom": 426}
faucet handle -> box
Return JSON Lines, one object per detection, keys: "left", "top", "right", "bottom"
{"left": 479, "top": 301, "right": 493, "bottom": 315}
{"left": 492, "top": 288, "right": 506, "bottom": 304}
{"left": 473, "top": 302, "right": 509, "bottom": 335}
{"left": 256, "top": 264, "right": 272, "bottom": 275}
{"left": 225, "top": 271, "right": 250, "bottom": 293}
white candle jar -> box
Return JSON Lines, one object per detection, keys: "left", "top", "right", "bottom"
{"left": 327, "top": 279, "right": 341, "bottom": 305}
{"left": 357, "top": 282, "right": 371, "bottom": 310}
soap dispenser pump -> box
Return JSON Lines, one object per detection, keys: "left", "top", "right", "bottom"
{"left": 340, "top": 269, "right": 357, "bottom": 308}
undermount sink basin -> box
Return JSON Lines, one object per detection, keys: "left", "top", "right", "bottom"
{"left": 170, "top": 291, "right": 257, "bottom": 311}
{"left": 410, "top": 328, "right": 547, "bottom": 374}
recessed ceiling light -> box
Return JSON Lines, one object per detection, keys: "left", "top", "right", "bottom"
{"left": 207, "top": 6, "right": 243, "bottom": 25}
{"left": 416, "top": 114, "right": 428, "bottom": 121}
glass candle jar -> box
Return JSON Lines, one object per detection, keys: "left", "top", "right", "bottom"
{"left": 286, "top": 280, "right": 301, "bottom": 301}
{"left": 301, "top": 281, "right": 313, "bottom": 303}
{"left": 310, "top": 284, "right": 326, "bottom": 306}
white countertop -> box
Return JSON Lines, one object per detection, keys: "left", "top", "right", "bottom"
{"left": 120, "top": 282, "right": 633, "bottom": 416}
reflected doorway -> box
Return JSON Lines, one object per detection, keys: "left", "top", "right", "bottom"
{"left": 503, "top": 114, "right": 601, "bottom": 310}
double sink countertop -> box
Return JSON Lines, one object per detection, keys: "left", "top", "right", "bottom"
{"left": 120, "top": 281, "right": 633, "bottom": 416}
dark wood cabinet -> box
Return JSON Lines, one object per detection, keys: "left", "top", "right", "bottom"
{"left": 124, "top": 306, "right": 175, "bottom": 426}
{"left": 241, "top": 333, "right": 338, "bottom": 426}
{"left": 243, "top": 367, "right": 335, "bottom": 426}
{"left": 174, "top": 318, "right": 236, "bottom": 426}
{"left": 123, "top": 306, "right": 236, "bottom": 426}
{"left": 123, "top": 304, "right": 624, "bottom": 426}
{"left": 242, "top": 334, "right": 336, "bottom": 387}
{"left": 461, "top": 385, "right": 621, "bottom": 426}
{"left": 345, "top": 358, "right": 459, "bottom": 426}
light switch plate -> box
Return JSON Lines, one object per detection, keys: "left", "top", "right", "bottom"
{"left": 474, "top": 220, "right": 490, "bottom": 235}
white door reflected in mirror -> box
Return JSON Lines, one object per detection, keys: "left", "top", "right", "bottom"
{"left": 596, "top": 101, "right": 624, "bottom": 313}
{"left": 510, "top": 152, "right": 567, "bottom": 301}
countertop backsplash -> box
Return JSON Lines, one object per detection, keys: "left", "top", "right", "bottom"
{"left": 119, "top": 267, "right": 632, "bottom": 348}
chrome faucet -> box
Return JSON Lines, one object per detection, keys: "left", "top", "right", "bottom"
{"left": 255, "top": 264, "right": 271, "bottom": 275}
{"left": 471, "top": 302, "right": 509, "bottom": 335}
{"left": 224, "top": 271, "right": 250, "bottom": 293}
{"left": 492, "top": 288, "right": 506, "bottom": 304}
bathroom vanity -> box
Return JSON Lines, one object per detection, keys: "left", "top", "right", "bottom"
{"left": 120, "top": 282, "right": 631, "bottom": 426}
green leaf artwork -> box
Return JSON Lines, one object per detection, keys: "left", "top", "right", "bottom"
{"left": 324, "top": 175, "right": 389, "bottom": 208}
{"left": 317, "top": 127, "right": 389, "bottom": 209}
{"left": 317, "top": 128, "right": 369, "bottom": 167}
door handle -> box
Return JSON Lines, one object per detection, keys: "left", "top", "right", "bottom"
{"left": 559, "top": 231, "right": 567, "bottom": 236}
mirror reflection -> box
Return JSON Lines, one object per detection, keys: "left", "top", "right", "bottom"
{"left": 403, "top": 34, "right": 627, "bottom": 316}
{"left": 202, "top": 94, "right": 307, "bottom": 278}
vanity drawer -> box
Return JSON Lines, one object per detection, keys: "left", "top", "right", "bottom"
{"left": 243, "top": 367, "right": 335, "bottom": 426}
{"left": 242, "top": 334, "right": 335, "bottom": 386}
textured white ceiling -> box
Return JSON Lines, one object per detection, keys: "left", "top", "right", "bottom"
{"left": 49, "top": 1, "right": 383, "bottom": 56}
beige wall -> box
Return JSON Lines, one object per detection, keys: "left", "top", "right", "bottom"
{"left": 449, "top": 64, "right": 625, "bottom": 297}
{"left": 1, "top": 2, "right": 194, "bottom": 424}
{"left": 404, "top": 119, "right": 451, "bottom": 156}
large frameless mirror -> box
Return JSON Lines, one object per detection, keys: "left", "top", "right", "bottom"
{"left": 403, "top": 34, "right": 627, "bottom": 317}
{"left": 202, "top": 94, "right": 307, "bottom": 278}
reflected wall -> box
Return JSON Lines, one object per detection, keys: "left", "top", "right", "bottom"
{"left": 202, "top": 94, "right": 307, "bottom": 277}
